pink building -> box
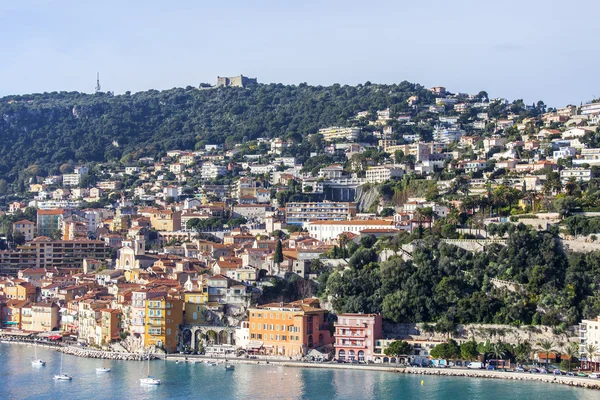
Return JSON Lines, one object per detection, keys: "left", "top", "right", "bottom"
{"left": 334, "top": 313, "right": 383, "bottom": 362}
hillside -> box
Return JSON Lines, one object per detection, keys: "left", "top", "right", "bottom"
{"left": 0, "top": 81, "right": 434, "bottom": 181}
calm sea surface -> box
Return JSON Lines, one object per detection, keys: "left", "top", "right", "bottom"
{"left": 0, "top": 343, "right": 595, "bottom": 400}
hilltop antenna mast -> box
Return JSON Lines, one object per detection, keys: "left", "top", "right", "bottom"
{"left": 95, "top": 72, "right": 101, "bottom": 93}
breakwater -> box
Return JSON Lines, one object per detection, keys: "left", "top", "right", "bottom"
{"left": 57, "top": 346, "right": 158, "bottom": 361}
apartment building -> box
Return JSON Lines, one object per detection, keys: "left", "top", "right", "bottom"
{"left": 285, "top": 202, "right": 357, "bottom": 225}
{"left": 579, "top": 316, "right": 600, "bottom": 366}
{"left": 334, "top": 314, "right": 383, "bottom": 362}
{"left": 560, "top": 168, "right": 593, "bottom": 183}
{"left": 247, "top": 298, "right": 332, "bottom": 357}
{"left": 365, "top": 165, "right": 405, "bottom": 183}
{"left": 17, "top": 237, "right": 110, "bottom": 269}
{"left": 319, "top": 126, "right": 361, "bottom": 142}
{"left": 30, "top": 301, "right": 60, "bottom": 332}
{"left": 144, "top": 296, "right": 183, "bottom": 353}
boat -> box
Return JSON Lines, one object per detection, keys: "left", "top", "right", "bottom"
{"left": 96, "top": 367, "right": 111, "bottom": 373}
{"left": 225, "top": 364, "right": 235, "bottom": 371}
{"left": 53, "top": 352, "right": 72, "bottom": 381}
{"left": 31, "top": 343, "right": 46, "bottom": 367}
{"left": 140, "top": 354, "right": 161, "bottom": 385}
{"left": 207, "top": 362, "right": 217, "bottom": 366}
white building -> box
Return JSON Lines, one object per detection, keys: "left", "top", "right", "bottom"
{"left": 365, "top": 165, "right": 405, "bottom": 183}
{"left": 580, "top": 102, "right": 600, "bottom": 116}
{"left": 319, "top": 126, "right": 361, "bottom": 142}
{"left": 306, "top": 219, "right": 396, "bottom": 241}
{"left": 201, "top": 163, "right": 227, "bottom": 180}
{"left": 579, "top": 316, "right": 600, "bottom": 364}
{"left": 62, "top": 174, "right": 82, "bottom": 186}
{"left": 573, "top": 148, "right": 600, "bottom": 166}
{"left": 560, "top": 168, "right": 593, "bottom": 183}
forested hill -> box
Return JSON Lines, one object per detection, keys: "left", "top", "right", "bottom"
{"left": 0, "top": 81, "right": 434, "bottom": 181}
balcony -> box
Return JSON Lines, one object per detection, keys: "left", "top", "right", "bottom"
{"left": 336, "top": 331, "right": 367, "bottom": 338}
{"left": 336, "top": 342, "right": 366, "bottom": 349}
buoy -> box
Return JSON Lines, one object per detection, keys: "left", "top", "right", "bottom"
{"left": 421, "top": 380, "right": 424, "bottom": 386}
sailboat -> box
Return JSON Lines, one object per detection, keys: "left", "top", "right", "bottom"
{"left": 53, "top": 352, "right": 72, "bottom": 381}
{"left": 139, "top": 354, "right": 160, "bottom": 385}
{"left": 31, "top": 343, "right": 46, "bottom": 367}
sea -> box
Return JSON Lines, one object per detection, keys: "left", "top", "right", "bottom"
{"left": 0, "top": 343, "right": 595, "bottom": 400}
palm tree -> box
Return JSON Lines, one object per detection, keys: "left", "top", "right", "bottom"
{"left": 562, "top": 342, "right": 579, "bottom": 372}
{"left": 586, "top": 344, "right": 599, "bottom": 372}
{"left": 537, "top": 340, "right": 556, "bottom": 369}
{"left": 490, "top": 342, "right": 506, "bottom": 362}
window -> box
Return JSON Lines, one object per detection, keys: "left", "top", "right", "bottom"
{"left": 276, "top": 314, "right": 279, "bottom": 319}
{"left": 251, "top": 334, "right": 256, "bottom": 339}
{"left": 258, "top": 324, "right": 262, "bottom": 330}
{"left": 252, "top": 323, "right": 255, "bottom": 329}
{"left": 276, "top": 335, "right": 280, "bottom": 341}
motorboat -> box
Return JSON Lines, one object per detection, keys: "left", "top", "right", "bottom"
{"left": 225, "top": 364, "right": 235, "bottom": 371}
{"left": 96, "top": 367, "right": 111, "bottom": 373}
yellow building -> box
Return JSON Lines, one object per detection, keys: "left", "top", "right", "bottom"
{"left": 31, "top": 301, "right": 60, "bottom": 332}
{"left": 150, "top": 210, "right": 182, "bottom": 232}
{"left": 3, "top": 282, "right": 38, "bottom": 302}
{"left": 183, "top": 291, "right": 208, "bottom": 325}
{"left": 144, "top": 296, "right": 183, "bottom": 353}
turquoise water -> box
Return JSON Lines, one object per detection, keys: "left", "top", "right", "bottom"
{"left": 0, "top": 343, "right": 595, "bottom": 400}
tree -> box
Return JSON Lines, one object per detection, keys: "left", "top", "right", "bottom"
{"left": 384, "top": 340, "right": 413, "bottom": 358}
{"left": 537, "top": 340, "right": 556, "bottom": 369}
{"left": 489, "top": 342, "right": 506, "bottom": 361}
{"left": 380, "top": 207, "right": 395, "bottom": 217}
{"left": 460, "top": 340, "right": 479, "bottom": 361}
{"left": 273, "top": 239, "right": 284, "bottom": 264}
{"left": 0, "top": 179, "right": 8, "bottom": 195}
{"left": 586, "top": 344, "right": 599, "bottom": 372}
{"left": 430, "top": 340, "right": 461, "bottom": 360}
{"left": 562, "top": 342, "right": 579, "bottom": 372}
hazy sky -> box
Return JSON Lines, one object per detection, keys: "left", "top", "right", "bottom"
{"left": 1, "top": 0, "right": 598, "bottom": 106}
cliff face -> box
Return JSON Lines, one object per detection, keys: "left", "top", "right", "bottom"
{"left": 355, "top": 184, "right": 381, "bottom": 213}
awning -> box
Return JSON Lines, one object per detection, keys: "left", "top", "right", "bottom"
{"left": 247, "top": 341, "right": 263, "bottom": 349}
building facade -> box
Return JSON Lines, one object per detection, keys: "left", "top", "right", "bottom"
{"left": 334, "top": 314, "right": 383, "bottom": 362}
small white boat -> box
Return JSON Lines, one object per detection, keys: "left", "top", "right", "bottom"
{"left": 32, "top": 359, "right": 46, "bottom": 367}
{"left": 140, "top": 376, "right": 161, "bottom": 385}
{"left": 32, "top": 343, "right": 46, "bottom": 366}
{"left": 96, "top": 367, "right": 111, "bottom": 373}
{"left": 175, "top": 360, "right": 180, "bottom": 364}
{"left": 225, "top": 364, "right": 235, "bottom": 371}
{"left": 53, "top": 374, "right": 72, "bottom": 381}
{"left": 140, "top": 354, "right": 160, "bottom": 385}
{"left": 53, "top": 352, "right": 72, "bottom": 381}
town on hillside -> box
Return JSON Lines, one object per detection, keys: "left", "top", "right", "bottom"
{"left": 2, "top": 86, "right": 600, "bottom": 371}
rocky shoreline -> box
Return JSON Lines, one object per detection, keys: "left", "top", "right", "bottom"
{"left": 401, "top": 367, "right": 600, "bottom": 391}
{"left": 57, "top": 346, "right": 158, "bottom": 361}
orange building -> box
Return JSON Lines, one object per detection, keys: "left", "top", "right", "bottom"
{"left": 248, "top": 298, "right": 332, "bottom": 358}
{"left": 144, "top": 296, "right": 183, "bottom": 353}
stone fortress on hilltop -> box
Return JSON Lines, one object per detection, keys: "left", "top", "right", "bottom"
{"left": 215, "top": 75, "right": 257, "bottom": 88}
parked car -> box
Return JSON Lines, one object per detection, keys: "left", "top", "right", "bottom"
{"left": 566, "top": 371, "right": 576, "bottom": 376}
{"left": 553, "top": 370, "right": 563, "bottom": 375}
{"left": 529, "top": 368, "right": 540, "bottom": 373}
{"left": 486, "top": 366, "right": 495, "bottom": 371}
{"left": 589, "top": 373, "right": 600, "bottom": 379}
{"left": 539, "top": 368, "right": 548, "bottom": 374}
{"left": 515, "top": 367, "right": 525, "bottom": 373}
{"left": 577, "top": 372, "right": 588, "bottom": 377}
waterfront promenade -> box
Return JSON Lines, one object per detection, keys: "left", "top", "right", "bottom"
{"left": 2, "top": 338, "right": 600, "bottom": 391}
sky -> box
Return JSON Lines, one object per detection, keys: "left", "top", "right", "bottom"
{"left": 0, "top": 0, "right": 598, "bottom": 106}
